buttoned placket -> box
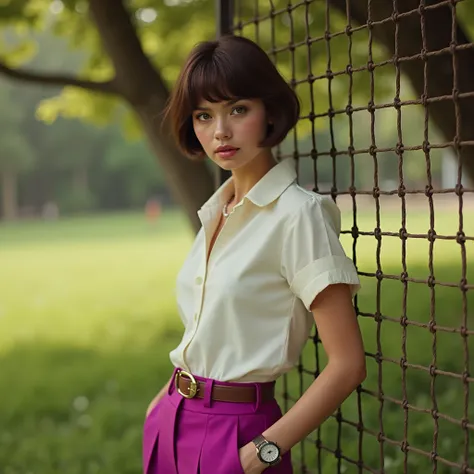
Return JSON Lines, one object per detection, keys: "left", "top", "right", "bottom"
{"left": 181, "top": 202, "right": 239, "bottom": 368}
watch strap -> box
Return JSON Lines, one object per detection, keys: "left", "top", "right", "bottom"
{"left": 252, "top": 434, "right": 267, "bottom": 450}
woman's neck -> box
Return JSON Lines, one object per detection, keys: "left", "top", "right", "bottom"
{"left": 230, "top": 151, "right": 276, "bottom": 204}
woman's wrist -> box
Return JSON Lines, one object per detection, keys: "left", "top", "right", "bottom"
{"left": 239, "top": 442, "right": 267, "bottom": 473}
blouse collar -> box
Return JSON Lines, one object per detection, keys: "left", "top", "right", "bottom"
{"left": 199, "top": 158, "right": 297, "bottom": 214}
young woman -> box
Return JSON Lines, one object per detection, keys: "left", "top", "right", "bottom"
{"left": 143, "top": 35, "right": 366, "bottom": 474}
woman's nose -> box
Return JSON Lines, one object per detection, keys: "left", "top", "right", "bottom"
{"left": 214, "top": 118, "right": 231, "bottom": 140}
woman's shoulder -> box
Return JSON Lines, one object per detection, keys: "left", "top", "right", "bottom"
{"left": 277, "top": 181, "right": 336, "bottom": 215}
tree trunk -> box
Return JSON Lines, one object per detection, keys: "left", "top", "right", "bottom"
{"left": 134, "top": 100, "right": 216, "bottom": 232}
{"left": 88, "top": 0, "right": 215, "bottom": 233}
{"left": 329, "top": 0, "right": 474, "bottom": 187}
{"left": 1, "top": 168, "right": 18, "bottom": 220}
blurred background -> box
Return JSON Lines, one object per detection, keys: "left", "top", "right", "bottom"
{"left": 0, "top": 0, "right": 473, "bottom": 473}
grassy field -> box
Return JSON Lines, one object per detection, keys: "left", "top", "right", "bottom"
{"left": 0, "top": 207, "right": 472, "bottom": 474}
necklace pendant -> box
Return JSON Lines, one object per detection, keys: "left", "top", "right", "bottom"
{"left": 223, "top": 195, "right": 234, "bottom": 218}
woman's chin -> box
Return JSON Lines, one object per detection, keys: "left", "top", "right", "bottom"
{"left": 213, "top": 158, "right": 241, "bottom": 170}
{"left": 220, "top": 160, "right": 239, "bottom": 170}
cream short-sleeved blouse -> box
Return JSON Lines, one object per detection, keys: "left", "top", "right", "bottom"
{"left": 169, "top": 158, "right": 360, "bottom": 383}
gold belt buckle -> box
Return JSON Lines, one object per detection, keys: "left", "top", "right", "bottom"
{"left": 175, "top": 369, "right": 198, "bottom": 399}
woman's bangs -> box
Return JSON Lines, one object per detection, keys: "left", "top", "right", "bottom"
{"left": 188, "top": 59, "right": 249, "bottom": 108}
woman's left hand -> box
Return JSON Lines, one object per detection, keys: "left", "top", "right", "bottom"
{"left": 238, "top": 442, "right": 266, "bottom": 474}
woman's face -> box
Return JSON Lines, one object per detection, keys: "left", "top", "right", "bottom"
{"left": 192, "top": 98, "right": 272, "bottom": 170}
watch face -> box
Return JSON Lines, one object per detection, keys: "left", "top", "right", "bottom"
{"left": 260, "top": 442, "right": 280, "bottom": 463}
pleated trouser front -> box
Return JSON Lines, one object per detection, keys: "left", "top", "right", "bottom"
{"left": 143, "top": 368, "right": 293, "bottom": 474}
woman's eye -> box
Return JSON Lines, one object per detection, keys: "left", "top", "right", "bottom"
{"left": 196, "top": 113, "right": 211, "bottom": 121}
{"left": 232, "top": 106, "right": 247, "bottom": 115}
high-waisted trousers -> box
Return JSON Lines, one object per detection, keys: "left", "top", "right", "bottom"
{"left": 143, "top": 367, "right": 293, "bottom": 474}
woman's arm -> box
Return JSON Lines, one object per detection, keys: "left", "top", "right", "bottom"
{"left": 240, "top": 283, "right": 366, "bottom": 473}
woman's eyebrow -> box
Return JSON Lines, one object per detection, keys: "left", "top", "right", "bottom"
{"left": 194, "top": 99, "right": 242, "bottom": 112}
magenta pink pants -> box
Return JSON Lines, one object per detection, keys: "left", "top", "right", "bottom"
{"left": 143, "top": 367, "right": 293, "bottom": 474}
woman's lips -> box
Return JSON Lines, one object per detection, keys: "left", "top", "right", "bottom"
{"left": 216, "top": 148, "right": 239, "bottom": 159}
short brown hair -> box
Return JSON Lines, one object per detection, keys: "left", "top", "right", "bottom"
{"left": 163, "top": 35, "right": 300, "bottom": 158}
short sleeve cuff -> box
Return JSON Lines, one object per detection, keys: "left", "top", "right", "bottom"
{"left": 289, "top": 255, "right": 361, "bottom": 311}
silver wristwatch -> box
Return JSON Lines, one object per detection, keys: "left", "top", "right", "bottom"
{"left": 252, "top": 434, "right": 282, "bottom": 466}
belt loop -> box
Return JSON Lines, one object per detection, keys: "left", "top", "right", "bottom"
{"left": 253, "top": 383, "right": 262, "bottom": 412}
{"left": 204, "top": 379, "right": 214, "bottom": 408}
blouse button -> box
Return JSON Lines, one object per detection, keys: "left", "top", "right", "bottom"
{"left": 195, "top": 276, "right": 203, "bottom": 285}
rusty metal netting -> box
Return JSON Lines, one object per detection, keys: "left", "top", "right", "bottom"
{"left": 216, "top": 0, "right": 473, "bottom": 472}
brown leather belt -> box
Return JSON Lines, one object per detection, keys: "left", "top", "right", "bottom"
{"left": 175, "top": 369, "right": 275, "bottom": 403}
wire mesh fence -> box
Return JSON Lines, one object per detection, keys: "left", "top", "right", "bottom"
{"left": 217, "top": 0, "right": 473, "bottom": 472}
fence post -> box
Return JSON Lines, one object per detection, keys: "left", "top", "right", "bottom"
{"left": 216, "top": 0, "right": 233, "bottom": 37}
{"left": 214, "top": 0, "right": 234, "bottom": 188}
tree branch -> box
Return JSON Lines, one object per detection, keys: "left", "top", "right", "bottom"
{"left": 0, "top": 61, "right": 118, "bottom": 95}
{"left": 88, "top": 0, "right": 164, "bottom": 105}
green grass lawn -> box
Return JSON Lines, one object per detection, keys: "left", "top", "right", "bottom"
{"left": 0, "top": 207, "right": 472, "bottom": 474}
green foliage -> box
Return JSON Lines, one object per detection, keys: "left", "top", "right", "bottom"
{"left": 0, "top": 42, "right": 168, "bottom": 216}
{"left": 58, "top": 187, "right": 97, "bottom": 213}
{"left": 0, "top": 81, "right": 35, "bottom": 171}
{"left": 37, "top": 88, "right": 120, "bottom": 126}
{"left": 101, "top": 127, "right": 168, "bottom": 206}
{"left": 0, "top": 0, "right": 41, "bottom": 23}
{"left": 0, "top": 37, "right": 37, "bottom": 66}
